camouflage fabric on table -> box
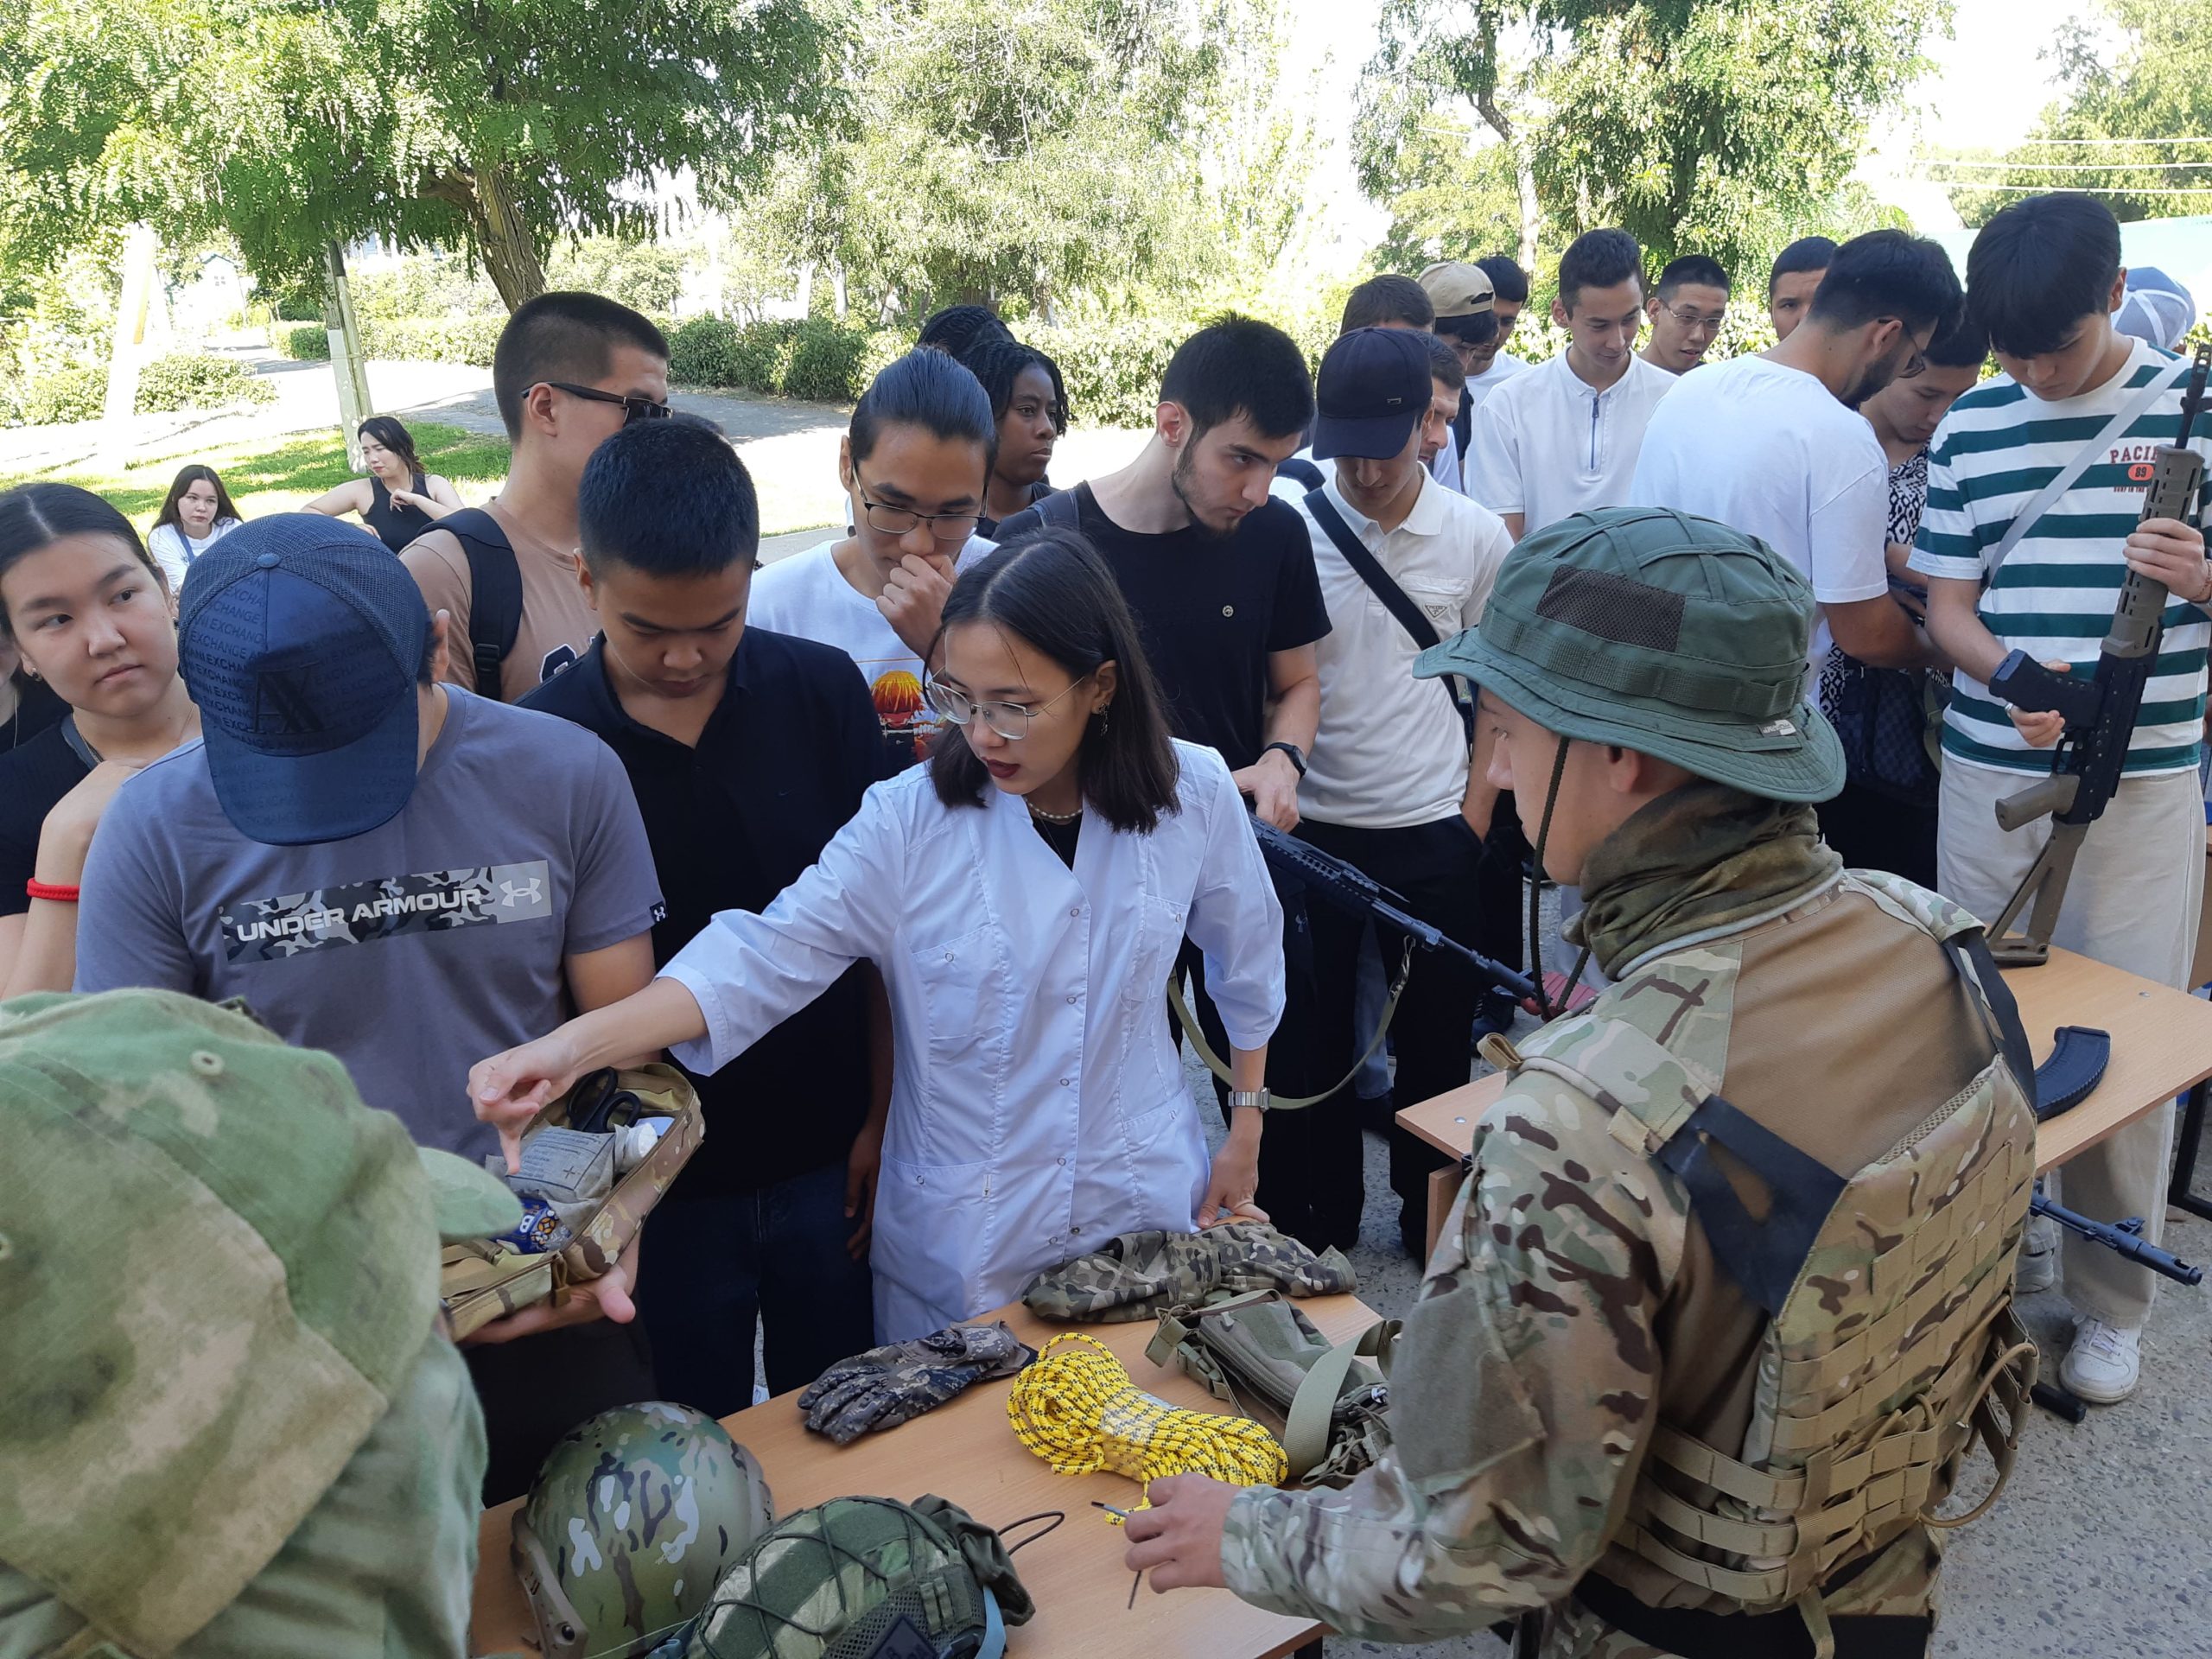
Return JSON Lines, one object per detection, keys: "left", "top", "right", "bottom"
{"left": 798, "top": 1321, "right": 1037, "bottom": 1445}
{"left": 677, "top": 1495, "right": 1035, "bottom": 1659}
{"left": 1021, "top": 1221, "right": 1357, "bottom": 1323}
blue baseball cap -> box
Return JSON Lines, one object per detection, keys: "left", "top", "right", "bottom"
{"left": 1311, "top": 327, "right": 1432, "bottom": 461}
{"left": 176, "top": 515, "right": 429, "bottom": 846}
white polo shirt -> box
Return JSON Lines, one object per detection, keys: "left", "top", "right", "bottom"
{"left": 1467, "top": 350, "right": 1676, "bottom": 534}
{"left": 1463, "top": 352, "right": 1528, "bottom": 421}
{"left": 1294, "top": 474, "right": 1514, "bottom": 829}
{"left": 1629, "top": 353, "right": 1888, "bottom": 681}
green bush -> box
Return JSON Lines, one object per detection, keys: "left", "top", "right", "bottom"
{"left": 1024, "top": 317, "right": 1187, "bottom": 428}
{"left": 16, "top": 365, "right": 106, "bottom": 426}
{"left": 783, "top": 318, "right": 874, "bottom": 402}
{"left": 278, "top": 323, "right": 330, "bottom": 361}
{"left": 134, "top": 352, "right": 277, "bottom": 414}
{"left": 668, "top": 316, "right": 744, "bottom": 388}
{"left": 364, "top": 315, "right": 505, "bottom": 367}
{"left": 727, "top": 321, "right": 798, "bottom": 393}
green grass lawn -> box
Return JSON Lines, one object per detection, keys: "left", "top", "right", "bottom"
{"left": 0, "top": 422, "right": 512, "bottom": 532}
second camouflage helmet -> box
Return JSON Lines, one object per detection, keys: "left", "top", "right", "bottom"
{"left": 513, "top": 1402, "right": 775, "bottom": 1659}
{"left": 1414, "top": 506, "right": 1846, "bottom": 802}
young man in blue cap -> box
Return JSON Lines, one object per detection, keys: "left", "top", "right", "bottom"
{"left": 73, "top": 513, "right": 667, "bottom": 1499}
{"left": 1276, "top": 325, "right": 1516, "bottom": 1256}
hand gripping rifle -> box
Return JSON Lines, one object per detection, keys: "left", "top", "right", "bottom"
{"left": 1984, "top": 341, "right": 2212, "bottom": 967}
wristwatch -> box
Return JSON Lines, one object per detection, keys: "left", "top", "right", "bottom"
{"left": 1262, "top": 741, "right": 1307, "bottom": 777}
{"left": 1228, "top": 1088, "right": 1272, "bottom": 1113}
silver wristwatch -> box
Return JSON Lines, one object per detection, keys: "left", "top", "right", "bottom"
{"left": 1228, "top": 1087, "right": 1272, "bottom": 1112}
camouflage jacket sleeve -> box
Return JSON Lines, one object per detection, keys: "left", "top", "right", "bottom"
{"left": 1221, "top": 1077, "right": 1688, "bottom": 1642}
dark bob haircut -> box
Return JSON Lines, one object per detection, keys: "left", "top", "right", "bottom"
{"left": 966, "top": 337, "right": 1070, "bottom": 435}
{"left": 579, "top": 420, "right": 760, "bottom": 578}
{"left": 356, "top": 415, "right": 423, "bottom": 478}
{"left": 0, "top": 483, "right": 163, "bottom": 635}
{"left": 850, "top": 349, "right": 998, "bottom": 475}
{"left": 1967, "top": 193, "right": 2124, "bottom": 359}
{"left": 1768, "top": 236, "right": 1838, "bottom": 299}
{"left": 1340, "top": 276, "right": 1433, "bottom": 334}
{"left": 1158, "top": 315, "right": 1314, "bottom": 444}
{"left": 1557, "top": 229, "right": 1643, "bottom": 315}
{"left": 1655, "top": 254, "right": 1731, "bottom": 301}
{"left": 492, "top": 291, "right": 670, "bottom": 441}
{"left": 927, "top": 528, "right": 1180, "bottom": 834}
{"left": 917, "top": 303, "right": 1013, "bottom": 367}
{"left": 1478, "top": 255, "right": 1529, "bottom": 305}
{"left": 1807, "top": 230, "right": 1962, "bottom": 340}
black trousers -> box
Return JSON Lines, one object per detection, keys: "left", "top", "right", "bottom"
{"left": 466, "top": 1316, "right": 660, "bottom": 1503}
{"left": 1260, "top": 815, "right": 1488, "bottom": 1255}
{"left": 1817, "top": 779, "right": 1939, "bottom": 888}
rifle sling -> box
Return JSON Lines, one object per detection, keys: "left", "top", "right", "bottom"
{"left": 1168, "top": 935, "right": 1414, "bottom": 1109}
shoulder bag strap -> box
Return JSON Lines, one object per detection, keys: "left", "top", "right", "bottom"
{"left": 1031, "top": 486, "right": 1084, "bottom": 531}
{"left": 1305, "top": 487, "right": 1474, "bottom": 743}
{"left": 438, "top": 507, "right": 522, "bottom": 703}
{"left": 1984, "top": 354, "right": 2193, "bottom": 582}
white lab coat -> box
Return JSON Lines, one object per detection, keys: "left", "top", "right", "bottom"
{"left": 661, "top": 739, "right": 1286, "bottom": 1342}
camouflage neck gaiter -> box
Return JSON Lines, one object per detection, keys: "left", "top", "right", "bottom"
{"left": 1567, "top": 780, "right": 1842, "bottom": 980}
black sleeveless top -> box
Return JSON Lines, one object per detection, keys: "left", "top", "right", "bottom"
{"left": 361, "top": 471, "right": 429, "bottom": 553}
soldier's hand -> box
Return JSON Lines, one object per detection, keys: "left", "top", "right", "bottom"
{"left": 2005, "top": 661, "right": 2070, "bottom": 748}
{"left": 460, "top": 1234, "right": 641, "bottom": 1347}
{"left": 471, "top": 1030, "right": 588, "bottom": 1172}
{"left": 1123, "top": 1474, "right": 1234, "bottom": 1591}
{"left": 877, "top": 552, "right": 957, "bottom": 662}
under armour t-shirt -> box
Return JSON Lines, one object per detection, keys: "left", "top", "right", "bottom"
{"left": 73, "top": 690, "right": 664, "bottom": 1162}
{"left": 401, "top": 499, "right": 595, "bottom": 701}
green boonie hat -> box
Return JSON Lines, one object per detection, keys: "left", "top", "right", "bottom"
{"left": 0, "top": 989, "right": 519, "bottom": 1657}
{"left": 1415, "top": 506, "right": 1845, "bottom": 802}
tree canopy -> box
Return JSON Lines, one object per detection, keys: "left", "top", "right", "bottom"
{"left": 0, "top": 0, "right": 837, "bottom": 309}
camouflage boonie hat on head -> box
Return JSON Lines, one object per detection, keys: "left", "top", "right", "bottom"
{"left": 1414, "top": 506, "right": 1846, "bottom": 802}
{"left": 0, "top": 989, "right": 518, "bottom": 1657}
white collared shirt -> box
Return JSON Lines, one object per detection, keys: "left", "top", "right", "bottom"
{"left": 1293, "top": 474, "right": 1514, "bottom": 828}
{"left": 660, "top": 740, "right": 1285, "bottom": 1342}
{"left": 1467, "top": 350, "right": 1677, "bottom": 533}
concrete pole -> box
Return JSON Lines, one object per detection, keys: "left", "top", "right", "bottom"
{"left": 324, "top": 241, "right": 374, "bottom": 471}
{"left": 94, "top": 224, "right": 161, "bottom": 470}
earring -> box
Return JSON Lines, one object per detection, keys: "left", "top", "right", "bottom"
{"left": 1095, "top": 704, "right": 1110, "bottom": 734}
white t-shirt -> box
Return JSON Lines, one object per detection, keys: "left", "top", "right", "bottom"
{"left": 1294, "top": 474, "right": 1513, "bottom": 827}
{"left": 1630, "top": 354, "right": 1888, "bottom": 678}
{"left": 147, "top": 518, "right": 240, "bottom": 592}
{"left": 747, "top": 535, "right": 992, "bottom": 773}
{"left": 1467, "top": 351, "right": 1675, "bottom": 534}
{"left": 1463, "top": 353, "right": 1527, "bottom": 423}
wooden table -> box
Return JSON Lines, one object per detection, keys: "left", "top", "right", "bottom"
{"left": 1400, "top": 944, "right": 2212, "bottom": 1255}
{"left": 470, "top": 1294, "right": 1379, "bottom": 1657}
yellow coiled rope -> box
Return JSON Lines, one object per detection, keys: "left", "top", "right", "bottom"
{"left": 1006, "top": 1333, "right": 1287, "bottom": 1515}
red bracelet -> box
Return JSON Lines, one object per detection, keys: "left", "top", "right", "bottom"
{"left": 25, "top": 880, "right": 79, "bottom": 904}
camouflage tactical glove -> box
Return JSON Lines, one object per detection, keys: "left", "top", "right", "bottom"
{"left": 798, "top": 1322, "right": 1037, "bottom": 1445}
{"left": 1021, "top": 1220, "right": 1358, "bottom": 1323}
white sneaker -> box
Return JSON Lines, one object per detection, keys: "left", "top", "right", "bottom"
{"left": 2060, "top": 1319, "right": 2143, "bottom": 1404}
{"left": 2015, "top": 1212, "right": 2059, "bottom": 1294}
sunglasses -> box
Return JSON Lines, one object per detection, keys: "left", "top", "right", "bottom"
{"left": 537, "top": 381, "right": 671, "bottom": 425}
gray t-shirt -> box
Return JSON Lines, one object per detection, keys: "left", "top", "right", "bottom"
{"left": 76, "top": 690, "right": 664, "bottom": 1161}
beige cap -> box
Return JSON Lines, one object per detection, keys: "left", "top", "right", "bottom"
{"left": 1417, "top": 260, "right": 1496, "bottom": 321}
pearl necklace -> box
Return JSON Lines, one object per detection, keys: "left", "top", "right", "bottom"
{"left": 1028, "top": 801, "right": 1083, "bottom": 824}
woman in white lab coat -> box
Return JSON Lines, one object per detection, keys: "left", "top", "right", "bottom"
{"left": 471, "top": 530, "right": 1286, "bottom": 1343}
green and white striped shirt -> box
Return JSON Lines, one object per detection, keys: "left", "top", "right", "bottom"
{"left": 1910, "top": 340, "right": 2212, "bottom": 777}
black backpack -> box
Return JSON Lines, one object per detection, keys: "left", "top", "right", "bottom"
{"left": 435, "top": 508, "right": 523, "bottom": 703}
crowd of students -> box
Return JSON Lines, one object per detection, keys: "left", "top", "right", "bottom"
{"left": 1, "top": 188, "right": 2206, "bottom": 1498}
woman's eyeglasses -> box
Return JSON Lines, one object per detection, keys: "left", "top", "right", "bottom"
{"left": 924, "top": 677, "right": 1084, "bottom": 741}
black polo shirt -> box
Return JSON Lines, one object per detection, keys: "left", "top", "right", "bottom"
{"left": 522, "top": 629, "right": 883, "bottom": 1197}
{"left": 996, "top": 482, "right": 1329, "bottom": 771}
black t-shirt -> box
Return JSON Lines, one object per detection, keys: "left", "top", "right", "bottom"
{"left": 3, "top": 676, "right": 67, "bottom": 754}
{"left": 522, "top": 630, "right": 883, "bottom": 1195}
{"left": 0, "top": 721, "right": 92, "bottom": 918}
{"left": 997, "top": 483, "right": 1329, "bottom": 772}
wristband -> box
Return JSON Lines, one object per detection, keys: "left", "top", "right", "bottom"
{"left": 25, "top": 879, "right": 79, "bottom": 904}
{"left": 1228, "top": 1087, "right": 1271, "bottom": 1113}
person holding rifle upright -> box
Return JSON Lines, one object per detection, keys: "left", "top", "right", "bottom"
{"left": 1913, "top": 192, "right": 2212, "bottom": 1405}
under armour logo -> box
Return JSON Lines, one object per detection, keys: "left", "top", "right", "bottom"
{"left": 499, "top": 877, "right": 543, "bottom": 908}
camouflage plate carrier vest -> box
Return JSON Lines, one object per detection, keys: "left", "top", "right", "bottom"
{"left": 1508, "top": 871, "right": 2038, "bottom": 1651}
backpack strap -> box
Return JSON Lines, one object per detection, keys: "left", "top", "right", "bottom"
{"left": 1274, "top": 456, "right": 1325, "bottom": 492}
{"left": 437, "top": 507, "right": 521, "bottom": 703}
{"left": 1029, "top": 487, "right": 1084, "bottom": 531}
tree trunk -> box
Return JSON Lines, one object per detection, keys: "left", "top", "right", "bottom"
{"left": 1474, "top": 86, "right": 1541, "bottom": 273}
{"left": 467, "top": 154, "right": 547, "bottom": 311}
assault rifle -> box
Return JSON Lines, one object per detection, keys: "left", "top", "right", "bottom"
{"left": 2030, "top": 1194, "right": 2202, "bottom": 1286}
{"left": 1249, "top": 816, "right": 1537, "bottom": 1004}
{"left": 1985, "top": 341, "right": 2212, "bottom": 966}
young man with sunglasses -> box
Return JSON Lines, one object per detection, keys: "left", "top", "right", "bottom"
{"left": 402, "top": 291, "right": 671, "bottom": 703}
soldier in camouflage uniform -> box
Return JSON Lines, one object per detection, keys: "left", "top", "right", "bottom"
{"left": 0, "top": 988, "right": 523, "bottom": 1657}
{"left": 1125, "top": 507, "right": 2039, "bottom": 1658}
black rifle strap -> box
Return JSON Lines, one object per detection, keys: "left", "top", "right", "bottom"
{"left": 438, "top": 507, "right": 522, "bottom": 703}
{"left": 1304, "top": 487, "right": 1475, "bottom": 743}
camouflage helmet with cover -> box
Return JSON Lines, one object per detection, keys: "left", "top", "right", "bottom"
{"left": 514, "top": 1402, "right": 775, "bottom": 1659}
{"left": 1414, "top": 506, "right": 1847, "bottom": 803}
